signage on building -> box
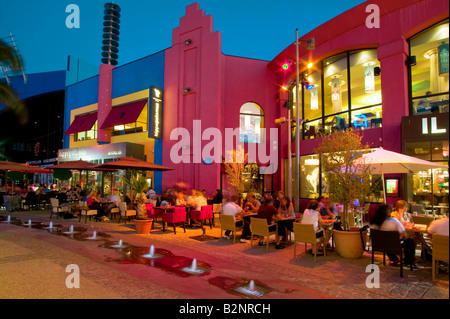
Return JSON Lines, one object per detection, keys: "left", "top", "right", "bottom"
{"left": 401, "top": 113, "right": 449, "bottom": 140}
{"left": 150, "top": 86, "right": 163, "bottom": 139}
{"left": 57, "top": 142, "right": 143, "bottom": 162}
{"left": 438, "top": 43, "right": 449, "bottom": 76}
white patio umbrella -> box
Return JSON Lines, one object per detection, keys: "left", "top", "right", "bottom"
{"left": 354, "top": 148, "right": 447, "bottom": 203}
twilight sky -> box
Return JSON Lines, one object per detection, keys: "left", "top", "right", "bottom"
{"left": 1, "top": 0, "right": 367, "bottom": 76}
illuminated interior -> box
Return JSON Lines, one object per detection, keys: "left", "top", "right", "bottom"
{"left": 410, "top": 19, "right": 449, "bottom": 115}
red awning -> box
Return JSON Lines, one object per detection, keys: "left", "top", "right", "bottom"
{"left": 100, "top": 100, "right": 147, "bottom": 129}
{"left": 65, "top": 112, "right": 98, "bottom": 135}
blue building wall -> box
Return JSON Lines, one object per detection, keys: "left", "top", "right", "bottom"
{"left": 0, "top": 70, "right": 66, "bottom": 110}
{"left": 64, "top": 50, "right": 166, "bottom": 192}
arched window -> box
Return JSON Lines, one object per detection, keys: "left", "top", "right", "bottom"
{"left": 239, "top": 102, "right": 264, "bottom": 143}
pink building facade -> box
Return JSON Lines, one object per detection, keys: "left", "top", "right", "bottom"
{"left": 161, "top": 1, "right": 449, "bottom": 207}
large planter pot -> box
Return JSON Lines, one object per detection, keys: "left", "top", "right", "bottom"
{"left": 134, "top": 219, "right": 153, "bottom": 234}
{"left": 333, "top": 229, "right": 368, "bottom": 259}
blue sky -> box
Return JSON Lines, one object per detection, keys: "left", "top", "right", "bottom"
{"left": 1, "top": 0, "right": 367, "bottom": 75}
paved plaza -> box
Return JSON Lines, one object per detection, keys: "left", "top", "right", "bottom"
{"left": 0, "top": 209, "right": 448, "bottom": 300}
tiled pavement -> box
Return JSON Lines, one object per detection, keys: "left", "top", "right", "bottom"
{"left": 0, "top": 209, "right": 448, "bottom": 299}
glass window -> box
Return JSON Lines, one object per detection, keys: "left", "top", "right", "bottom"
{"left": 350, "top": 105, "right": 382, "bottom": 131}
{"left": 303, "top": 119, "right": 322, "bottom": 139}
{"left": 75, "top": 121, "right": 97, "bottom": 142}
{"left": 303, "top": 71, "right": 322, "bottom": 121}
{"left": 300, "top": 155, "right": 320, "bottom": 198}
{"left": 112, "top": 103, "right": 148, "bottom": 136}
{"left": 405, "top": 141, "right": 431, "bottom": 161}
{"left": 239, "top": 102, "right": 264, "bottom": 143}
{"left": 410, "top": 20, "right": 449, "bottom": 115}
{"left": 323, "top": 113, "right": 349, "bottom": 135}
{"left": 350, "top": 50, "right": 382, "bottom": 108}
{"left": 324, "top": 53, "right": 349, "bottom": 116}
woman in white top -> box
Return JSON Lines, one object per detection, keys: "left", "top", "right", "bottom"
{"left": 370, "top": 204, "right": 418, "bottom": 268}
{"left": 300, "top": 200, "right": 324, "bottom": 254}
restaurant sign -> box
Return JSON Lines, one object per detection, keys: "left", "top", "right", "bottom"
{"left": 401, "top": 113, "right": 449, "bottom": 140}
{"left": 149, "top": 86, "right": 163, "bottom": 139}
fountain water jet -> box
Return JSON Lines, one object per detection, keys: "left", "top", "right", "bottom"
{"left": 87, "top": 231, "right": 97, "bottom": 240}
{"left": 111, "top": 239, "right": 125, "bottom": 248}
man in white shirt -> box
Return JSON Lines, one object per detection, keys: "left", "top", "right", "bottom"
{"left": 428, "top": 216, "right": 449, "bottom": 236}
{"left": 194, "top": 191, "right": 208, "bottom": 211}
{"left": 222, "top": 195, "right": 244, "bottom": 239}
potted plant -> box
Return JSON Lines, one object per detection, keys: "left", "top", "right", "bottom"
{"left": 122, "top": 174, "right": 152, "bottom": 234}
{"left": 314, "top": 130, "right": 374, "bottom": 258}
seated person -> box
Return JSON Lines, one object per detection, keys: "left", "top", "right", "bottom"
{"left": 255, "top": 197, "right": 280, "bottom": 247}
{"left": 105, "top": 190, "right": 121, "bottom": 215}
{"left": 175, "top": 191, "right": 187, "bottom": 206}
{"left": 275, "top": 197, "right": 295, "bottom": 247}
{"left": 185, "top": 189, "right": 197, "bottom": 208}
{"left": 370, "top": 204, "right": 419, "bottom": 269}
{"left": 221, "top": 195, "right": 245, "bottom": 239}
{"left": 301, "top": 200, "right": 324, "bottom": 254}
{"left": 86, "top": 190, "right": 107, "bottom": 221}
{"left": 319, "top": 197, "right": 337, "bottom": 219}
{"left": 244, "top": 193, "right": 261, "bottom": 214}
{"left": 390, "top": 200, "right": 411, "bottom": 223}
{"left": 194, "top": 191, "right": 208, "bottom": 211}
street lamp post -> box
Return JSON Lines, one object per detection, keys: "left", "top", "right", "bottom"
{"left": 295, "top": 28, "right": 301, "bottom": 213}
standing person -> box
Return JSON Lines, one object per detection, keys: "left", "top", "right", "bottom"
{"left": 221, "top": 195, "right": 244, "bottom": 239}
{"left": 319, "top": 197, "right": 338, "bottom": 219}
{"left": 301, "top": 200, "right": 325, "bottom": 254}
{"left": 370, "top": 204, "right": 419, "bottom": 269}
{"left": 255, "top": 197, "right": 280, "bottom": 247}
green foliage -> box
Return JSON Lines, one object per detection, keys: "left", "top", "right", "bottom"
{"left": 52, "top": 169, "right": 73, "bottom": 181}
{"left": 122, "top": 174, "right": 148, "bottom": 220}
{"left": 6, "top": 170, "right": 25, "bottom": 182}
{"left": 314, "top": 130, "right": 374, "bottom": 230}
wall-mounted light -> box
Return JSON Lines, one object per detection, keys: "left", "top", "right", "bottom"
{"left": 184, "top": 87, "right": 191, "bottom": 93}
{"left": 185, "top": 39, "right": 192, "bottom": 45}
{"left": 405, "top": 56, "right": 416, "bottom": 66}
{"left": 374, "top": 66, "right": 381, "bottom": 76}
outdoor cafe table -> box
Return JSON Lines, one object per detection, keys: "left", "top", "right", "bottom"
{"left": 404, "top": 223, "right": 431, "bottom": 257}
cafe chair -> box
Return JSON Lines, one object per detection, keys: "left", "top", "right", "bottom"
{"left": 109, "top": 207, "right": 120, "bottom": 220}
{"left": 432, "top": 234, "right": 449, "bottom": 281}
{"left": 162, "top": 206, "right": 186, "bottom": 234}
{"left": 220, "top": 214, "right": 243, "bottom": 244}
{"left": 190, "top": 205, "right": 213, "bottom": 229}
{"left": 23, "top": 191, "right": 39, "bottom": 211}
{"left": 250, "top": 217, "right": 278, "bottom": 252}
{"left": 50, "top": 198, "right": 69, "bottom": 219}
{"left": 146, "top": 203, "right": 162, "bottom": 229}
{"left": 118, "top": 202, "right": 136, "bottom": 224}
{"left": 293, "top": 223, "right": 326, "bottom": 262}
{"left": 412, "top": 215, "right": 435, "bottom": 227}
{"left": 79, "top": 201, "right": 98, "bottom": 223}
{"left": 370, "top": 229, "right": 412, "bottom": 277}
{"left": 212, "top": 203, "right": 222, "bottom": 226}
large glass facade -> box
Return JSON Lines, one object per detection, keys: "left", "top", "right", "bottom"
{"left": 410, "top": 19, "right": 449, "bottom": 115}
{"left": 289, "top": 49, "right": 382, "bottom": 140}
